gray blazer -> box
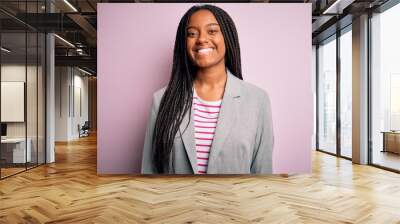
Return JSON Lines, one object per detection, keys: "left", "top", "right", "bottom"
{"left": 141, "top": 71, "right": 274, "bottom": 174}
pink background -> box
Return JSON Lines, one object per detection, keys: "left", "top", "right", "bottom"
{"left": 97, "top": 3, "right": 312, "bottom": 174}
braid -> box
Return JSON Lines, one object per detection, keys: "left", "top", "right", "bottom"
{"left": 202, "top": 5, "right": 242, "bottom": 79}
{"left": 152, "top": 4, "right": 242, "bottom": 173}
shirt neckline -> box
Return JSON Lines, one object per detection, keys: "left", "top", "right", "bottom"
{"left": 193, "top": 88, "right": 222, "bottom": 104}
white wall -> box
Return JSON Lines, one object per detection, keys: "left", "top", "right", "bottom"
{"left": 55, "top": 66, "right": 70, "bottom": 141}
{"left": 73, "top": 73, "right": 89, "bottom": 137}
{"left": 55, "top": 66, "right": 89, "bottom": 141}
{"left": 1, "top": 65, "right": 41, "bottom": 138}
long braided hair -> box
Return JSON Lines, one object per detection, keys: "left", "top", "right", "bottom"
{"left": 153, "top": 4, "right": 242, "bottom": 173}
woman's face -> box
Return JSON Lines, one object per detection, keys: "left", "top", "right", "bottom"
{"left": 186, "top": 9, "right": 226, "bottom": 69}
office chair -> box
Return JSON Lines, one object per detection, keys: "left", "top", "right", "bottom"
{"left": 79, "top": 121, "right": 90, "bottom": 138}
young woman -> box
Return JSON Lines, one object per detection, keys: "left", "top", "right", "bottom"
{"left": 141, "top": 4, "right": 274, "bottom": 174}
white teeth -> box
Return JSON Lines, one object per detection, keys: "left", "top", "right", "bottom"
{"left": 197, "top": 48, "right": 213, "bottom": 54}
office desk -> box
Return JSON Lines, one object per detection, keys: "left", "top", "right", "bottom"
{"left": 1, "top": 138, "right": 32, "bottom": 163}
{"left": 382, "top": 131, "right": 400, "bottom": 154}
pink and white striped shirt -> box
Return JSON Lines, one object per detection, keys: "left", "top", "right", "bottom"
{"left": 193, "top": 89, "right": 222, "bottom": 174}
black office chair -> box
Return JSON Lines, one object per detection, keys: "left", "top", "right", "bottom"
{"left": 79, "top": 121, "right": 90, "bottom": 138}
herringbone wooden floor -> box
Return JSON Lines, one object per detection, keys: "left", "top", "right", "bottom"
{"left": 1, "top": 134, "right": 400, "bottom": 224}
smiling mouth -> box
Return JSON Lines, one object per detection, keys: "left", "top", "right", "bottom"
{"left": 195, "top": 48, "right": 214, "bottom": 55}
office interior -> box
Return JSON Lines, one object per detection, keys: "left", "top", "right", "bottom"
{"left": 0, "top": 0, "right": 400, "bottom": 222}
{"left": 0, "top": 0, "right": 97, "bottom": 179}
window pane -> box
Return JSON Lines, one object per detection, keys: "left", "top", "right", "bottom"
{"left": 318, "top": 37, "right": 337, "bottom": 154}
{"left": 340, "top": 29, "right": 352, "bottom": 158}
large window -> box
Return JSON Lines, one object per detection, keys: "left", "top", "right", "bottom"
{"left": 317, "top": 25, "right": 353, "bottom": 158}
{"left": 340, "top": 27, "right": 352, "bottom": 158}
{"left": 371, "top": 2, "right": 400, "bottom": 171}
{"left": 317, "top": 36, "right": 337, "bottom": 154}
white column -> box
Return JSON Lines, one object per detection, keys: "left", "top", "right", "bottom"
{"left": 46, "top": 1, "right": 55, "bottom": 163}
{"left": 46, "top": 33, "right": 55, "bottom": 163}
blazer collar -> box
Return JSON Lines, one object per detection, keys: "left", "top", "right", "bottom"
{"left": 223, "top": 69, "right": 242, "bottom": 98}
{"left": 179, "top": 69, "right": 242, "bottom": 174}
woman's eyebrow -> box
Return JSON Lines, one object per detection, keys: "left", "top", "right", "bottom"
{"left": 206, "top": 23, "right": 220, "bottom": 27}
{"left": 187, "top": 23, "right": 220, "bottom": 30}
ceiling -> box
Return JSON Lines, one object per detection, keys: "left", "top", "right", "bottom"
{"left": 0, "top": 0, "right": 393, "bottom": 75}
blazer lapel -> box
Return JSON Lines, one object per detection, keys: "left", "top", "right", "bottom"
{"left": 179, "top": 104, "right": 198, "bottom": 173}
{"left": 207, "top": 71, "right": 242, "bottom": 173}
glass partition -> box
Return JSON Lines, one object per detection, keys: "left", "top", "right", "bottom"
{"left": 0, "top": 1, "right": 46, "bottom": 179}
{"left": 27, "top": 31, "right": 38, "bottom": 169}
{"left": 1, "top": 31, "right": 28, "bottom": 177}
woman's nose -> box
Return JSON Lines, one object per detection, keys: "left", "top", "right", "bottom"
{"left": 196, "top": 32, "right": 209, "bottom": 44}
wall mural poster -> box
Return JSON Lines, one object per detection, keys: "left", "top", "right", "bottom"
{"left": 97, "top": 3, "right": 312, "bottom": 175}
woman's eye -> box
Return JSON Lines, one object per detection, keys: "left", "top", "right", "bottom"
{"left": 187, "top": 31, "right": 198, "bottom": 37}
{"left": 208, "top": 30, "right": 218, "bottom": 34}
